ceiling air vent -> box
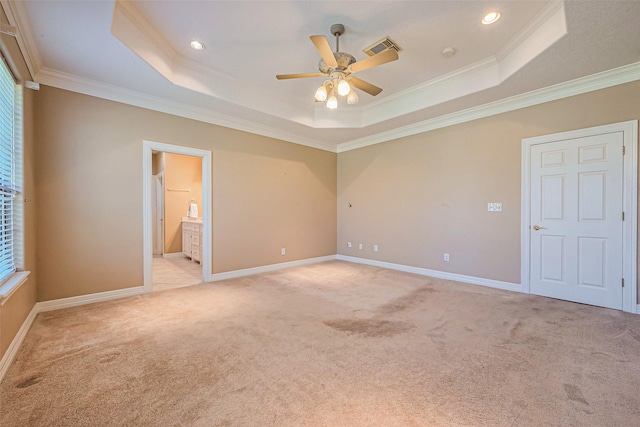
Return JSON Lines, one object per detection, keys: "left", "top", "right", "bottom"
{"left": 363, "top": 36, "right": 402, "bottom": 56}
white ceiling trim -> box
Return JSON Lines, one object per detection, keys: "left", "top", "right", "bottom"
{"left": 111, "top": 0, "right": 566, "bottom": 130}
{"left": 36, "top": 66, "right": 337, "bottom": 153}
{"left": 333, "top": 1, "right": 567, "bottom": 129}
{"left": 5, "top": 0, "right": 639, "bottom": 154}
{"left": 1, "top": 0, "right": 41, "bottom": 79}
{"left": 495, "top": 0, "right": 564, "bottom": 64}
{"left": 111, "top": 0, "right": 315, "bottom": 128}
{"left": 357, "top": 57, "right": 501, "bottom": 127}
{"left": 496, "top": 0, "right": 566, "bottom": 82}
{"left": 27, "top": 61, "right": 640, "bottom": 155}
{"left": 337, "top": 61, "right": 640, "bottom": 152}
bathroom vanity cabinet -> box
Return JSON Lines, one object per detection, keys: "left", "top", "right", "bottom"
{"left": 181, "top": 218, "right": 202, "bottom": 263}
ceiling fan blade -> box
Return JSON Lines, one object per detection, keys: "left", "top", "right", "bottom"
{"left": 349, "top": 49, "right": 398, "bottom": 73}
{"left": 310, "top": 35, "right": 338, "bottom": 68}
{"left": 276, "top": 73, "right": 326, "bottom": 80}
{"left": 349, "top": 77, "right": 383, "bottom": 96}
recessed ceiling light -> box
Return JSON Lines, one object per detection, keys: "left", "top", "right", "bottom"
{"left": 441, "top": 47, "right": 456, "bottom": 58}
{"left": 189, "top": 40, "right": 205, "bottom": 50}
{"left": 482, "top": 12, "right": 501, "bottom": 25}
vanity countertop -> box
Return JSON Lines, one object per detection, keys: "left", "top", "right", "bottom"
{"left": 182, "top": 217, "right": 202, "bottom": 224}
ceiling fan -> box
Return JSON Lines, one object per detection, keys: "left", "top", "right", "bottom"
{"left": 276, "top": 24, "right": 399, "bottom": 109}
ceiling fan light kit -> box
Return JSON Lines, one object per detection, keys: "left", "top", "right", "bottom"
{"left": 276, "top": 23, "right": 399, "bottom": 110}
{"left": 337, "top": 78, "right": 351, "bottom": 96}
{"left": 314, "top": 84, "right": 328, "bottom": 102}
{"left": 326, "top": 93, "right": 338, "bottom": 110}
{"left": 347, "top": 89, "right": 359, "bottom": 105}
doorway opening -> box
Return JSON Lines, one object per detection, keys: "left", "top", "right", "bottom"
{"left": 143, "top": 141, "right": 212, "bottom": 293}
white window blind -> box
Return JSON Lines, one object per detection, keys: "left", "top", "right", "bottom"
{"left": 0, "top": 56, "right": 17, "bottom": 282}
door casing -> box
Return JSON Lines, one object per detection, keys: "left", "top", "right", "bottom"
{"left": 143, "top": 140, "right": 213, "bottom": 293}
{"left": 152, "top": 172, "right": 164, "bottom": 255}
{"left": 521, "top": 120, "right": 637, "bottom": 313}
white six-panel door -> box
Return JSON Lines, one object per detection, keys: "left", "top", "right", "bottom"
{"left": 529, "top": 132, "right": 624, "bottom": 309}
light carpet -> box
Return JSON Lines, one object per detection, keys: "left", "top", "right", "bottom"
{"left": 1, "top": 261, "right": 639, "bottom": 426}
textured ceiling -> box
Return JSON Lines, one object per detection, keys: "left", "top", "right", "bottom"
{"left": 3, "top": 0, "right": 640, "bottom": 151}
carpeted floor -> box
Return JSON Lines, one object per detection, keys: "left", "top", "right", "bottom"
{"left": 1, "top": 261, "right": 640, "bottom": 426}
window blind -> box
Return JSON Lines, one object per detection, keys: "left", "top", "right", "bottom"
{"left": 0, "top": 56, "right": 16, "bottom": 282}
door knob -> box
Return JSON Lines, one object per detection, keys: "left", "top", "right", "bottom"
{"left": 533, "top": 225, "right": 545, "bottom": 230}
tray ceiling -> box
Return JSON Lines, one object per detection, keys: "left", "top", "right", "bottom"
{"left": 3, "top": 0, "right": 640, "bottom": 151}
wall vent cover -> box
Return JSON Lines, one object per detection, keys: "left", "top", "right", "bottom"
{"left": 363, "top": 36, "right": 402, "bottom": 56}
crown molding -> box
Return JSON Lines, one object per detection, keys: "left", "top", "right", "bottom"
{"left": 8, "top": 0, "right": 639, "bottom": 155}
{"left": 7, "top": 0, "right": 568, "bottom": 132}
{"left": 34, "top": 61, "right": 640, "bottom": 155}
{"left": 359, "top": 2, "right": 567, "bottom": 127}
{"left": 114, "top": 0, "right": 179, "bottom": 62}
{"left": 109, "top": 0, "right": 566, "bottom": 130}
{"left": 36, "top": 67, "right": 337, "bottom": 153}
{"left": 361, "top": 57, "right": 500, "bottom": 127}
{"left": 337, "top": 62, "right": 640, "bottom": 153}
{"left": 111, "top": 0, "right": 314, "bottom": 128}
{"left": 0, "top": 0, "right": 42, "bottom": 79}
{"left": 495, "top": 0, "right": 564, "bottom": 63}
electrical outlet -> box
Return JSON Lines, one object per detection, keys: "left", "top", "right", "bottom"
{"left": 281, "top": 248, "right": 286, "bottom": 256}
{"left": 374, "top": 245, "right": 378, "bottom": 252}
{"left": 444, "top": 253, "right": 450, "bottom": 262}
{"left": 347, "top": 242, "right": 352, "bottom": 248}
{"left": 358, "top": 243, "right": 363, "bottom": 250}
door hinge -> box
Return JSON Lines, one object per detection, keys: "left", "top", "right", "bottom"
{"left": 622, "top": 211, "right": 625, "bottom": 221}
{"left": 622, "top": 278, "right": 625, "bottom": 288}
{"left": 623, "top": 145, "right": 626, "bottom": 155}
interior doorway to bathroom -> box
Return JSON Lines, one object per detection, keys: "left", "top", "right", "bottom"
{"left": 143, "top": 141, "right": 212, "bottom": 293}
{"left": 151, "top": 152, "right": 203, "bottom": 291}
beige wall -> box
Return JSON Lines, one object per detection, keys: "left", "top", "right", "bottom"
{"left": 1, "top": 0, "right": 637, "bottom": 371}
{"left": 0, "top": 5, "right": 37, "bottom": 362}
{"left": 34, "top": 86, "right": 337, "bottom": 301}
{"left": 338, "top": 81, "right": 640, "bottom": 298}
{"left": 164, "top": 153, "right": 202, "bottom": 254}
{"left": 2, "top": 9, "right": 638, "bottom": 364}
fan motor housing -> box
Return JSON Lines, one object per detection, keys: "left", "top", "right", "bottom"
{"left": 319, "top": 52, "right": 356, "bottom": 73}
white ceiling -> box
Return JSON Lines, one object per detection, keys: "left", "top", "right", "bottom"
{"left": 3, "top": 0, "right": 640, "bottom": 152}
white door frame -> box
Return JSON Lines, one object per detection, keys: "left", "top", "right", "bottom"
{"left": 143, "top": 140, "right": 213, "bottom": 293}
{"left": 521, "top": 120, "right": 638, "bottom": 313}
{"left": 152, "top": 171, "right": 164, "bottom": 255}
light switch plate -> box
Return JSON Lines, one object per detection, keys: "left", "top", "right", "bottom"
{"left": 488, "top": 202, "right": 502, "bottom": 212}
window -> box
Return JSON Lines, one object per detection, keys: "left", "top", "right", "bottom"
{"left": 0, "top": 55, "right": 21, "bottom": 283}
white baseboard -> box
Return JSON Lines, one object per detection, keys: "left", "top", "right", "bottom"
{"left": 2, "top": 255, "right": 337, "bottom": 382}
{"left": 36, "top": 286, "right": 145, "bottom": 313}
{"left": 337, "top": 255, "right": 523, "bottom": 293}
{"left": 161, "top": 252, "right": 185, "bottom": 259}
{"left": 0, "top": 305, "right": 37, "bottom": 384}
{"left": 209, "top": 255, "right": 337, "bottom": 282}
{"left": 0, "top": 285, "right": 146, "bottom": 384}
{"left": 0, "top": 257, "right": 634, "bottom": 385}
